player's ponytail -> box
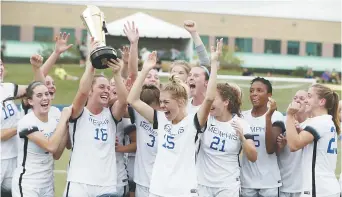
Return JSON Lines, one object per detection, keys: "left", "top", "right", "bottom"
{"left": 162, "top": 75, "right": 188, "bottom": 105}
{"left": 312, "top": 84, "right": 340, "bottom": 135}
{"left": 330, "top": 92, "right": 340, "bottom": 135}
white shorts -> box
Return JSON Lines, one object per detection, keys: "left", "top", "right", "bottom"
{"left": 136, "top": 184, "right": 150, "bottom": 197}
{"left": 301, "top": 192, "right": 340, "bottom": 197}
{"left": 64, "top": 181, "right": 119, "bottom": 197}
{"left": 198, "top": 184, "right": 240, "bottom": 197}
{"left": 280, "top": 192, "right": 301, "bottom": 197}
{"left": 116, "top": 184, "right": 129, "bottom": 197}
{"left": 241, "top": 187, "right": 279, "bottom": 197}
{"left": 149, "top": 193, "right": 198, "bottom": 197}
{"left": 1, "top": 157, "right": 17, "bottom": 192}
{"left": 11, "top": 182, "right": 54, "bottom": 197}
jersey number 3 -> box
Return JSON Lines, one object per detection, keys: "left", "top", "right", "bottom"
{"left": 327, "top": 127, "right": 337, "bottom": 154}
{"left": 94, "top": 128, "right": 108, "bottom": 141}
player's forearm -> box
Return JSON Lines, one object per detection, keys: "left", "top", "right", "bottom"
{"left": 53, "top": 131, "right": 69, "bottom": 160}
{"left": 285, "top": 115, "right": 301, "bottom": 151}
{"left": 191, "top": 32, "right": 210, "bottom": 67}
{"left": 1, "top": 128, "right": 17, "bottom": 141}
{"left": 128, "top": 42, "right": 138, "bottom": 82}
{"left": 79, "top": 62, "right": 95, "bottom": 95}
{"left": 265, "top": 115, "right": 276, "bottom": 154}
{"left": 242, "top": 139, "right": 257, "bottom": 162}
{"left": 127, "top": 68, "right": 149, "bottom": 104}
{"left": 48, "top": 114, "right": 69, "bottom": 153}
{"left": 33, "top": 66, "right": 45, "bottom": 83}
{"left": 41, "top": 51, "right": 60, "bottom": 76}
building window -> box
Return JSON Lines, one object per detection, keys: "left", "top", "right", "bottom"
{"left": 235, "top": 38, "right": 252, "bottom": 52}
{"left": 264, "top": 39, "right": 281, "bottom": 54}
{"left": 81, "top": 29, "right": 88, "bottom": 43}
{"left": 60, "top": 28, "right": 75, "bottom": 43}
{"left": 287, "top": 41, "right": 300, "bottom": 55}
{"left": 1, "top": 25, "right": 20, "bottom": 41}
{"left": 199, "top": 35, "right": 209, "bottom": 49}
{"left": 34, "top": 27, "right": 53, "bottom": 42}
{"left": 306, "top": 42, "right": 322, "bottom": 56}
{"left": 215, "top": 36, "right": 228, "bottom": 46}
{"left": 333, "top": 44, "right": 341, "bottom": 58}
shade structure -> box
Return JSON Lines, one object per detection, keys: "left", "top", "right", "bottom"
{"left": 106, "top": 12, "right": 191, "bottom": 39}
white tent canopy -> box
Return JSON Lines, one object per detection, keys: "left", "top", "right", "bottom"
{"left": 106, "top": 12, "right": 191, "bottom": 39}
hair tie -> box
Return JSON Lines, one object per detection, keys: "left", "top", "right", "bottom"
{"left": 200, "top": 66, "right": 210, "bottom": 78}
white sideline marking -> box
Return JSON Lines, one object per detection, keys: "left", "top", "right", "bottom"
{"left": 54, "top": 170, "right": 67, "bottom": 174}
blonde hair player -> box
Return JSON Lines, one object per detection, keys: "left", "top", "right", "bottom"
{"left": 127, "top": 39, "right": 222, "bottom": 197}
{"left": 286, "top": 84, "right": 340, "bottom": 197}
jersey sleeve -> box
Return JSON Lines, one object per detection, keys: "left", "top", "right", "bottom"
{"left": 17, "top": 118, "right": 39, "bottom": 138}
{"left": 237, "top": 117, "right": 253, "bottom": 139}
{"left": 3, "top": 83, "right": 18, "bottom": 98}
{"left": 303, "top": 118, "right": 325, "bottom": 141}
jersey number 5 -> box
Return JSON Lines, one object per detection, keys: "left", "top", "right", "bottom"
{"left": 162, "top": 135, "right": 175, "bottom": 149}
{"left": 94, "top": 128, "right": 108, "bottom": 142}
{"left": 327, "top": 127, "right": 337, "bottom": 154}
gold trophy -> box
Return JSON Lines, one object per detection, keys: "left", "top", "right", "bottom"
{"left": 81, "top": 5, "right": 117, "bottom": 69}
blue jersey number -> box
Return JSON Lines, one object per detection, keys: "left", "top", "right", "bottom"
{"left": 94, "top": 128, "right": 108, "bottom": 141}
{"left": 327, "top": 127, "right": 337, "bottom": 154}
{"left": 209, "top": 136, "right": 226, "bottom": 152}
{"left": 147, "top": 134, "right": 156, "bottom": 147}
{"left": 2, "top": 104, "right": 15, "bottom": 120}
{"left": 251, "top": 134, "right": 260, "bottom": 147}
{"left": 162, "top": 135, "right": 175, "bottom": 149}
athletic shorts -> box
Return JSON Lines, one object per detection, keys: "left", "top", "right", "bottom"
{"left": 12, "top": 182, "right": 53, "bottom": 197}
{"left": 64, "top": 181, "right": 119, "bottom": 197}
{"left": 149, "top": 193, "right": 198, "bottom": 197}
{"left": 1, "top": 157, "right": 16, "bottom": 192}
{"left": 280, "top": 192, "right": 301, "bottom": 197}
{"left": 136, "top": 184, "right": 149, "bottom": 197}
{"left": 301, "top": 192, "right": 340, "bottom": 197}
{"left": 198, "top": 184, "right": 239, "bottom": 197}
{"left": 241, "top": 187, "right": 279, "bottom": 197}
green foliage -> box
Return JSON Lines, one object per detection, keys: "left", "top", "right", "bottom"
{"left": 291, "top": 66, "right": 308, "bottom": 77}
{"left": 219, "top": 45, "right": 244, "bottom": 69}
{"left": 39, "top": 43, "right": 80, "bottom": 64}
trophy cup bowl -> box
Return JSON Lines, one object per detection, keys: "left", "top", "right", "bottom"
{"left": 81, "top": 5, "right": 117, "bottom": 69}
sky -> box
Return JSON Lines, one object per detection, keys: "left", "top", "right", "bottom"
{"left": 7, "top": 0, "right": 342, "bottom": 22}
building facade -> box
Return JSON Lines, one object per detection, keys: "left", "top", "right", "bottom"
{"left": 1, "top": 2, "right": 341, "bottom": 59}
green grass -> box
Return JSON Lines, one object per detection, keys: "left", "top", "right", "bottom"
{"left": 3, "top": 64, "right": 341, "bottom": 196}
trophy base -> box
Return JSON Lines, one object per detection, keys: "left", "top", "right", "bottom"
{"left": 90, "top": 46, "right": 117, "bottom": 69}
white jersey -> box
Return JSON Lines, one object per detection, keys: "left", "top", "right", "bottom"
{"left": 277, "top": 117, "right": 304, "bottom": 193}
{"left": 301, "top": 115, "right": 340, "bottom": 196}
{"left": 20, "top": 105, "right": 60, "bottom": 120}
{"left": 133, "top": 109, "right": 158, "bottom": 188}
{"left": 241, "top": 109, "right": 284, "bottom": 189}
{"left": 67, "top": 107, "right": 118, "bottom": 186}
{"left": 187, "top": 98, "right": 201, "bottom": 115}
{"left": 1, "top": 83, "right": 20, "bottom": 159}
{"left": 13, "top": 110, "right": 60, "bottom": 188}
{"left": 197, "top": 115, "right": 251, "bottom": 187}
{"left": 116, "top": 118, "right": 130, "bottom": 187}
{"left": 149, "top": 112, "right": 200, "bottom": 196}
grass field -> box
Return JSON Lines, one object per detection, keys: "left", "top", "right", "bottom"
{"left": 3, "top": 63, "right": 341, "bottom": 196}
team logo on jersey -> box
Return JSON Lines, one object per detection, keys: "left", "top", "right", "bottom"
{"left": 164, "top": 124, "right": 185, "bottom": 136}
{"left": 88, "top": 116, "right": 109, "bottom": 127}
{"left": 250, "top": 126, "right": 265, "bottom": 133}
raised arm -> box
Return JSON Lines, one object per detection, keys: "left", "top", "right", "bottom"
{"left": 124, "top": 21, "right": 139, "bottom": 82}
{"left": 71, "top": 38, "right": 97, "bottom": 119}
{"left": 197, "top": 39, "right": 222, "bottom": 127}
{"left": 41, "top": 32, "right": 73, "bottom": 76}
{"left": 53, "top": 127, "right": 70, "bottom": 160}
{"left": 184, "top": 20, "right": 210, "bottom": 67}
{"left": 127, "top": 52, "right": 157, "bottom": 123}
{"left": 265, "top": 98, "right": 283, "bottom": 154}
{"left": 120, "top": 45, "right": 129, "bottom": 79}
{"left": 22, "top": 107, "right": 72, "bottom": 154}
{"left": 286, "top": 102, "right": 314, "bottom": 152}
{"left": 109, "top": 59, "right": 128, "bottom": 121}
{"left": 16, "top": 54, "right": 45, "bottom": 97}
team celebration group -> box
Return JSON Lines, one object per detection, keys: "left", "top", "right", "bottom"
{"left": 0, "top": 20, "right": 341, "bottom": 197}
